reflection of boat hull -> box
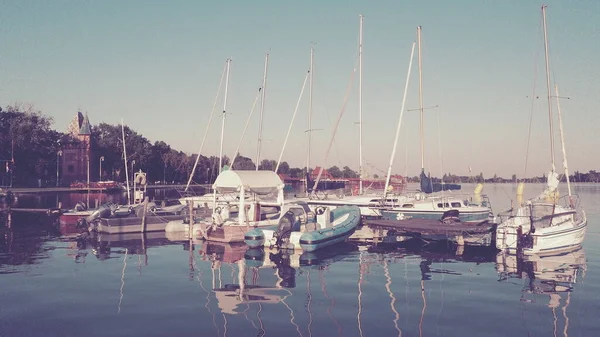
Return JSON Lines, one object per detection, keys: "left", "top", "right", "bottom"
{"left": 496, "top": 246, "right": 586, "bottom": 290}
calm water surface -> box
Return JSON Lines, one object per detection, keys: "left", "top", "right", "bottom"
{"left": 1, "top": 183, "right": 599, "bottom": 336}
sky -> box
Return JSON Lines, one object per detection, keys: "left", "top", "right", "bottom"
{"left": 1, "top": 0, "right": 599, "bottom": 178}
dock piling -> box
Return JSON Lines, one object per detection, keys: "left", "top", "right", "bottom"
{"left": 140, "top": 197, "right": 149, "bottom": 233}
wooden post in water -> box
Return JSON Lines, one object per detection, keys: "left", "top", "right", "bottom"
{"left": 140, "top": 197, "right": 149, "bottom": 233}
{"left": 188, "top": 201, "right": 194, "bottom": 239}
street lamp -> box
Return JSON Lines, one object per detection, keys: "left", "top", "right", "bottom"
{"left": 56, "top": 150, "right": 63, "bottom": 187}
{"left": 99, "top": 156, "right": 104, "bottom": 181}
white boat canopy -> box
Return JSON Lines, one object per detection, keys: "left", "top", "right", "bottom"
{"left": 212, "top": 170, "right": 285, "bottom": 196}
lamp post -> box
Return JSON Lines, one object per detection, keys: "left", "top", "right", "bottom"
{"left": 99, "top": 156, "right": 104, "bottom": 181}
{"left": 56, "top": 150, "right": 62, "bottom": 187}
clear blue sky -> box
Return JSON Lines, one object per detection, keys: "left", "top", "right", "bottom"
{"left": 1, "top": 0, "right": 598, "bottom": 178}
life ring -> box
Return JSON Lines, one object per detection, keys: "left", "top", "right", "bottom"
{"left": 134, "top": 172, "right": 147, "bottom": 185}
{"left": 214, "top": 207, "right": 222, "bottom": 214}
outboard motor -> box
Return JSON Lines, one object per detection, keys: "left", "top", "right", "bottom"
{"left": 85, "top": 202, "right": 115, "bottom": 224}
{"left": 74, "top": 201, "right": 87, "bottom": 212}
{"left": 275, "top": 211, "right": 297, "bottom": 248}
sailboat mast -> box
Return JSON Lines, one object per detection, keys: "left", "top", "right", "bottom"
{"left": 256, "top": 53, "right": 269, "bottom": 170}
{"left": 417, "top": 26, "right": 425, "bottom": 171}
{"left": 121, "top": 119, "right": 130, "bottom": 205}
{"left": 219, "top": 58, "right": 232, "bottom": 173}
{"left": 383, "top": 42, "right": 416, "bottom": 202}
{"left": 542, "top": 5, "right": 556, "bottom": 170}
{"left": 358, "top": 14, "right": 364, "bottom": 195}
{"left": 554, "top": 84, "right": 572, "bottom": 199}
{"left": 307, "top": 46, "right": 314, "bottom": 179}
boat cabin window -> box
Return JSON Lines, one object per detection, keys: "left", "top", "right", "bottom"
{"left": 451, "top": 202, "right": 462, "bottom": 208}
{"left": 402, "top": 204, "right": 414, "bottom": 208}
{"left": 437, "top": 203, "right": 450, "bottom": 208}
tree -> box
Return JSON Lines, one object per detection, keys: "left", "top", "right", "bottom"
{"left": 342, "top": 166, "right": 359, "bottom": 178}
{"left": 288, "top": 167, "right": 304, "bottom": 178}
{"left": 0, "top": 105, "right": 61, "bottom": 186}
{"left": 232, "top": 155, "right": 255, "bottom": 170}
{"left": 327, "top": 166, "right": 342, "bottom": 178}
{"left": 259, "top": 159, "right": 277, "bottom": 171}
{"left": 278, "top": 161, "right": 290, "bottom": 175}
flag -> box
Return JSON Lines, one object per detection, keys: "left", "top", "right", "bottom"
{"left": 5, "top": 162, "right": 9, "bottom": 173}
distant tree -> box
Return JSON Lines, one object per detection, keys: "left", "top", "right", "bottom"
{"left": 259, "top": 159, "right": 277, "bottom": 171}
{"left": 289, "top": 167, "right": 304, "bottom": 179}
{"left": 231, "top": 154, "right": 255, "bottom": 171}
{"left": 342, "top": 166, "right": 358, "bottom": 178}
{"left": 327, "top": 166, "right": 342, "bottom": 178}
{"left": 278, "top": 161, "right": 290, "bottom": 175}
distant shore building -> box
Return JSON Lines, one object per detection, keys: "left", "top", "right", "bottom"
{"left": 59, "top": 111, "right": 96, "bottom": 185}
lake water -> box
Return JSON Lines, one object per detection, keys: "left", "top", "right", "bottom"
{"left": 1, "top": 183, "right": 599, "bottom": 336}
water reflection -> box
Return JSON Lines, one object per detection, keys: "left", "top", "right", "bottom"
{"left": 496, "top": 247, "right": 586, "bottom": 336}
{"left": 0, "top": 217, "right": 594, "bottom": 337}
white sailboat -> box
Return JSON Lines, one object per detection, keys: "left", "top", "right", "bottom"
{"left": 379, "top": 26, "right": 492, "bottom": 224}
{"left": 179, "top": 59, "right": 237, "bottom": 209}
{"left": 495, "top": 5, "right": 587, "bottom": 255}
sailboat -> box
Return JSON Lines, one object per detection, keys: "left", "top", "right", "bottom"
{"left": 294, "top": 15, "right": 408, "bottom": 219}
{"left": 495, "top": 5, "right": 587, "bottom": 255}
{"left": 378, "top": 26, "right": 492, "bottom": 224}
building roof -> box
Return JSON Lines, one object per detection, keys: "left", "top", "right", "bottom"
{"left": 79, "top": 113, "right": 91, "bottom": 135}
{"left": 311, "top": 166, "right": 333, "bottom": 180}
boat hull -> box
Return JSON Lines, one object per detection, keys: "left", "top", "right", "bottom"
{"left": 96, "top": 214, "right": 188, "bottom": 234}
{"left": 244, "top": 206, "right": 360, "bottom": 252}
{"left": 496, "top": 208, "right": 587, "bottom": 255}
{"left": 380, "top": 208, "right": 491, "bottom": 223}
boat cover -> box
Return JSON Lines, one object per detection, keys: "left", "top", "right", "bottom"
{"left": 213, "top": 170, "right": 285, "bottom": 195}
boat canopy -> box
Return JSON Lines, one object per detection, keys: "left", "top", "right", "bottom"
{"left": 213, "top": 170, "right": 285, "bottom": 195}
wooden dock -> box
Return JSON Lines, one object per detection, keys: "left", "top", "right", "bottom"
{"left": 363, "top": 218, "right": 496, "bottom": 246}
{"left": 364, "top": 218, "right": 494, "bottom": 236}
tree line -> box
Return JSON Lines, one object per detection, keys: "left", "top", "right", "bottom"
{"left": 1, "top": 105, "right": 597, "bottom": 187}
{"left": 0, "top": 105, "right": 361, "bottom": 187}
